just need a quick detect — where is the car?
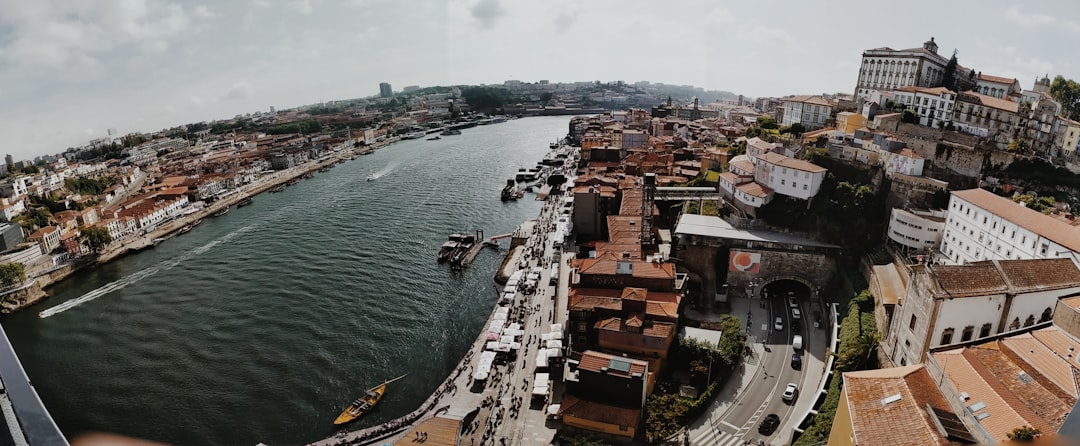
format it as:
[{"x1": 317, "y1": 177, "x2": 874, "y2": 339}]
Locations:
[
  {"x1": 782, "y1": 383, "x2": 798, "y2": 402},
  {"x1": 791, "y1": 352, "x2": 802, "y2": 369},
  {"x1": 774, "y1": 317, "x2": 783, "y2": 331},
  {"x1": 791, "y1": 308, "x2": 802, "y2": 320},
  {"x1": 792, "y1": 334, "x2": 803, "y2": 350},
  {"x1": 788, "y1": 296, "x2": 799, "y2": 309},
  {"x1": 758, "y1": 413, "x2": 780, "y2": 435}
]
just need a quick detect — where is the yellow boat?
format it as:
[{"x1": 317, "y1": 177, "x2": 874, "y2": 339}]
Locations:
[{"x1": 333, "y1": 374, "x2": 407, "y2": 425}]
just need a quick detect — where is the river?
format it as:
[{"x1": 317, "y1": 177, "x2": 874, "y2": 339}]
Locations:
[{"x1": 1, "y1": 116, "x2": 571, "y2": 446}]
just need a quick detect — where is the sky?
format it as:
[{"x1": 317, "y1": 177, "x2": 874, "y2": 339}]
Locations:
[{"x1": 1, "y1": 0, "x2": 1079, "y2": 160}]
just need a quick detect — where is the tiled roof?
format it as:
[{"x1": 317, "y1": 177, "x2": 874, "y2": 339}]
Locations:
[
  {"x1": 927, "y1": 262, "x2": 1008, "y2": 297},
  {"x1": 998, "y1": 332, "x2": 1078, "y2": 399},
  {"x1": 646, "y1": 301, "x2": 679, "y2": 319},
  {"x1": 993, "y1": 259, "x2": 1080, "y2": 293},
  {"x1": 959, "y1": 92, "x2": 1019, "y2": 113},
  {"x1": 728, "y1": 159, "x2": 755, "y2": 175},
  {"x1": 896, "y1": 86, "x2": 955, "y2": 96},
  {"x1": 842, "y1": 365, "x2": 967, "y2": 446},
  {"x1": 785, "y1": 95, "x2": 834, "y2": 107},
  {"x1": 557, "y1": 394, "x2": 641, "y2": 429},
  {"x1": 952, "y1": 188, "x2": 1080, "y2": 253},
  {"x1": 620, "y1": 287, "x2": 648, "y2": 301},
  {"x1": 933, "y1": 347, "x2": 1060, "y2": 442},
  {"x1": 976, "y1": 73, "x2": 1018, "y2": 85},
  {"x1": 895, "y1": 148, "x2": 922, "y2": 159},
  {"x1": 577, "y1": 350, "x2": 648, "y2": 376},
  {"x1": 759, "y1": 152, "x2": 827, "y2": 173},
  {"x1": 718, "y1": 172, "x2": 740, "y2": 184},
  {"x1": 1060, "y1": 295, "x2": 1080, "y2": 311},
  {"x1": 735, "y1": 181, "x2": 773, "y2": 199},
  {"x1": 576, "y1": 257, "x2": 676, "y2": 280}
]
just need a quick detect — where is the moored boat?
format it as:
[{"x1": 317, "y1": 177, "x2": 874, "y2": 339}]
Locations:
[
  {"x1": 237, "y1": 197, "x2": 253, "y2": 207},
  {"x1": 440, "y1": 128, "x2": 462, "y2": 136},
  {"x1": 213, "y1": 207, "x2": 230, "y2": 217},
  {"x1": 333, "y1": 374, "x2": 407, "y2": 425}
]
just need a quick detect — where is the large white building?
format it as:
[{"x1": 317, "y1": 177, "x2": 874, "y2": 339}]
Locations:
[
  {"x1": 938, "y1": 188, "x2": 1080, "y2": 267},
  {"x1": 855, "y1": 37, "x2": 954, "y2": 99},
  {"x1": 780, "y1": 96, "x2": 834, "y2": 129},
  {"x1": 753, "y1": 152, "x2": 826, "y2": 200},
  {"x1": 892, "y1": 86, "x2": 955, "y2": 129},
  {"x1": 887, "y1": 208, "x2": 945, "y2": 251},
  {"x1": 885, "y1": 258, "x2": 1080, "y2": 366}
]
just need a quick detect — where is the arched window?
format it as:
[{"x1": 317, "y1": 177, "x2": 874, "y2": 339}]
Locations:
[
  {"x1": 1009, "y1": 317, "x2": 1020, "y2": 331},
  {"x1": 1024, "y1": 315, "x2": 1036, "y2": 327},
  {"x1": 940, "y1": 328, "x2": 955, "y2": 345},
  {"x1": 1040, "y1": 307, "x2": 1052, "y2": 323}
]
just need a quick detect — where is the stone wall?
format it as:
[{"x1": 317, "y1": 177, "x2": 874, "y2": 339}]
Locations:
[
  {"x1": 895, "y1": 123, "x2": 1015, "y2": 182},
  {"x1": 0, "y1": 281, "x2": 46, "y2": 314},
  {"x1": 725, "y1": 249, "x2": 835, "y2": 298}
]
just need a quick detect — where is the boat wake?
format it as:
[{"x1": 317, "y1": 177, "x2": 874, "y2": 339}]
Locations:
[{"x1": 38, "y1": 226, "x2": 255, "y2": 318}]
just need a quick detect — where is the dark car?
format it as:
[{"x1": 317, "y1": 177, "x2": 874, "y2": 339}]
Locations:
[
  {"x1": 791, "y1": 352, "x2": 802, "y2": 369},
  {"x1": 758, "y1": 413, "x2": 780, "y2": 435}
]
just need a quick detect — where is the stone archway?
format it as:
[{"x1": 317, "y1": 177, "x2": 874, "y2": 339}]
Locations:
[{"x1": 753, "y1": 275, "x2": 817, "y2": 300}]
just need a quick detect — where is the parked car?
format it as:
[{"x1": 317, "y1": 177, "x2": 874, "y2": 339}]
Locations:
[
  {"x1": 791, "y1": 352, "x2": 802, "y2": 369},
  {"x1": 782, "y1": 383, "x2": 798, "y2": 402},
  {"x1": 774, "y1": 317, "x2": 783, "y2": 331},
  {"x1": 791, "y1": 308, "x2": 802, "y2": 320},
  {"x1": 788, "y1": 296, "x2": 799, "y2": 309},
  {"x1": 792, "y1": 334, "x2": 803, "y2": 350},
  {"x1": 758, "y1": 413, "x2": 780, "y2": 435}
]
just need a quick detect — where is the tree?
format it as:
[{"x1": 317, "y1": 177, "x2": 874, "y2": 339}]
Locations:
[
  {"x1": 13, "y1": 207, "x2": 51, "y2": 230},
  {"x1": 941, "y1": 50, "x2": 958, "y2": 91},
  {"x1": 0, "y1": 263, "x2": 25, "y2": 289},
  {"x1": 1006, "y1": 426, "x2": 1040, "y2": 442},
  {"x1": 756, "y1": 116, "x2": 779, "y2": 130},
  {"x1": 539, "y1": 92, "x2": 553, "y2": 106},
  {"x1": 1008, "y1": 138, "x2": 1030, "y2": 154},
  {"x1": 1050, "y1": 75, "x2": 1080, "y2": 121},
  {"x1": 788, "y1": 122, "x2": 806, "y2": 136},
  {"x1": 79, "y1": 226, "x2": 113, "y2": 254}
]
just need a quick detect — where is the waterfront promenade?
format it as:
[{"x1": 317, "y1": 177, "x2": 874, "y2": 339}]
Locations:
[{"x1": 314, "y1": 169, "x2": 574, "y2": 446}]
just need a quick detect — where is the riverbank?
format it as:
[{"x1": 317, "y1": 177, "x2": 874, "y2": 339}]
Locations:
[{"x1": 5, "y1": 139, "x2": 396, "y2": 314}]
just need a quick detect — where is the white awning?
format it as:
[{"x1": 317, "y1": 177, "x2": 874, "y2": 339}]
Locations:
[
  {"x1": 546, "y1": 404, "x2": 561, "y2": 415},
  {"x1": 535, "y1": 350, "x2": 549, "y2": 368},
  {"x1": 545, "y1": 339, "x2": 562, "y2": 350}
]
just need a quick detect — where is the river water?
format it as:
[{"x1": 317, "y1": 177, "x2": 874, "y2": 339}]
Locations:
[{"x1": 1, "y1": 116, "x2": 571, "y2": 446}]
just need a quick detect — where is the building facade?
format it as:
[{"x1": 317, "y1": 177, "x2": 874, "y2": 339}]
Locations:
[
  {"x1": 887, "y1": 208, "x2": 945, "y2": 251},
  {"x1": 855, "y1": 37, "x2": 952, "y2": 99},
  {"x1": 780, "y1": 96, "x2": 834, "y2": 129},
  {"x1": 938, "y1": 188, "x2": 1080, "y2": 267},
  {"x1": 892, "y1": 86, "x2": 955, "y2": 128}
]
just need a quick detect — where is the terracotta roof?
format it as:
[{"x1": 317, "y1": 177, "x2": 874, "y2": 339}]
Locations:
[
  {"x1": 1060, "y1": 295, "x2": 1080, "y2": 310},
  {"x1": 896, "y1": 86, "x2": 955, "y2": 96},
  {"x1": 577, "y1": 350, "x2": 648, "y2": 377},
  {"x1": 952, "y1": 188, "x2": 1080, "y2": 253},
  {"x1": 993, "y1": 258, "x2": 1080, "y2": 293},
  {"x1": 646, "y1": 301, "x2": 679, "y2": 319},
  {"x1": 958, "y1": 92, "x2": 1019, "y2": 113},
  {"x1": 728, "y1": 159, "x2": 755, "y2": 175},
  {"x1": 735, "y1": 181, "x2": 773, "y2": 199},
  {"x1": 927, "y1": 262, "x2": 1008, "y2": 297},
  {"x1": 933, "y1": 347, "x2": 1059, "y2": 442},
  {"x1": 895, "y1": 148, "x2": 922, "y2": 159},
  {"x1": 976, "y1": 73, "x2": 1018, "y2": 85},
  {"x1": 785, "y1": 95, "x2": 834, "y2": 107},
  {"x1": 842, "y1": 365, "x2": 967, "y2": 446},
  {"x1": 718, "y1": 172, "x2": 740, "y2": 184},
  {"x1": 759, "y1": 152, "x2": 827, "y2": 173},
  {"x1": 558, "y1": 394, "x2": 641, "y2": 429},
  {"x1": 620, "y1": 287, "x2": 648, "y2": 301},
  {"x1": 998, "y1": 332, "x2": 1078, "y2": 399},
  {"x1": 576, "y1": 257, "x2": 676, "y2": 280}
]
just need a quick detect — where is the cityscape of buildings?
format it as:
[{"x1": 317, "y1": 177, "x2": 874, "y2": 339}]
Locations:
[{"x1": 5, "y1": 33, "x2": 1080, "y2": 446}]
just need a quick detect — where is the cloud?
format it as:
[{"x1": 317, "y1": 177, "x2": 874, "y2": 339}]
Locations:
[
  {"x1": 736, "y1": 22, "x2": 794, "y2": 46},
  {"x1": 706, "y1": 8, "x2": 735, "y2": 25},
  {"x1": 289, "y1": 0, "x2": 315, "y2": 15},
  {"x1": 1003, "y1": 5, "x2": 1054, "y2": 27},
  {"x1": 193, "y1": 5, "x2": 219, "y2": 19},
  {"x1": 471, "y1": 0, "x2": 505, "y2": 29},
  {"x1": 224, "y1": 82, "x2": 254, "y2": 101},
  {"x1": 554, "y1": 13, "x2": 575, "y2": 31}
]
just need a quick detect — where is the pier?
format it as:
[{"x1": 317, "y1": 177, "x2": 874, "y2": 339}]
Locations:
[{"x1": 314, "y1": 185, "x2": 574, "y2": 446}]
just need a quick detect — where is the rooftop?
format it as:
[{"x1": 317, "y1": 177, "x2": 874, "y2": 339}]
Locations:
[
  {"x1": 759, "y1": 151, "x2": 827, "y2": 173},
  {"x1": 675, "y1": 214, "x2": 839, "y2": 249},
  {"x1": 952, "y1": 188, "x2": 1080, "y2": 253}
]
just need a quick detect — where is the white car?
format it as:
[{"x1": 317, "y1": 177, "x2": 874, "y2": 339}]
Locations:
[
  {"x1": 774, "y1": 317, "x2": 783, "y2": 331},
  {"x1": 788, "y1": 296, "x2": 799, "y2": 309},
  {"x1": 782, "y1": 383, "x2": 798, "y2": 402},
  {"x1": 792, "y1": 308, "x2": 802, "y2": 320}
]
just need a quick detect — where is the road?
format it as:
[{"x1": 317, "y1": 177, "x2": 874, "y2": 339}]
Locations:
[{"x1": 691, "y1": 284, "x2": 813, "y2": 446}]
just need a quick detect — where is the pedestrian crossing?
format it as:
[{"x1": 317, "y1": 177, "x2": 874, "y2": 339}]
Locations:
[{"x1": 691, "y1": 427, "x2": 746, "y2": 446}]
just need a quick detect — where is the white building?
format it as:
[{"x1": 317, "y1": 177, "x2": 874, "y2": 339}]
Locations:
[
  {"x1": 885, "y1": 258, "x2": 1080, "y2": 366},
  {"x1": 753, "y1": 152, "x2": 826, "y2": 200},
  {"x1": 887, "y1": 208, "x2": 945, "y2": 251},
  {"x1": 883, "y1": 148, "x2": 925, "y2": 177},
  {"x1": 938, "y1": 188, "x2": 1080, "y2": 267},
  {"x1": 855, "y1": 37, "x2": 952, "y2": 99},
  {"x1": 892, "y1": 86, "x2": 955, "y2": 128},
  {"x1": 974, "y1": 73, "x2": 1021, "y2": 100},
  {"x1": 780, "y1": 96, "x2": 834, "y2": 129}
]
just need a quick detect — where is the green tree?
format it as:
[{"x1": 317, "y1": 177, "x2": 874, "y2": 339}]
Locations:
[
  {"x1": 756, "y1": 116, "x2": 779, "y2": 130},
  {"x1": 941, "y1": 50, "x2": 959, "y2": 90},
  {"x1": 1006, "y1": 426, "x2": 1040, "y2": 442},
  {"x1": 20, "y1": 165, "x2": 39, "y2": 175},
  {"x1": 539, "y1": 92, "x2": 554, "y2": 106},
  {"x1": 0, "y1": 263, "x2": 25, "y2": 288},
  {"x1": 788, "y1": 122, "x2": 806, "y2": 136},
  {"x1": 1050, "y1": 75, "x2": 1080, "y2": 121},
  {"x1": 79, "y1": 226, "x2": 113, "y2": 254},
  {"x1": 1008, "y1": 137, "x2": 1030, "y2": 154},
  {"x1": 13, "y1": 207, "x2": 51, "y2": 230}
]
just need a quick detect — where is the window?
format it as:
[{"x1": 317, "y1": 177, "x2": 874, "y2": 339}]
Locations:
[
  {"x1": 979, "y1": 324, "x2": 991, "y2": 338},
  {"x1": 1040, "y1": 243, "x2": 1049, "y2": 255},
  {"x1": 961, "y1": 326, "x2": 974, "y2": 342},
  {"x1": 909, "y1": 315, "x2": 917, "y2": 330},
  {"x1": 1041, "y1": 308, "x2": 1052, "y2": 323},
  {"x1": 803, "y1": 184, "x2": 808, "y2": 190},
  {"x1": 1024, "y1": 315, "x2": 1036, "y2": 327},
  {"x1": 940, "y1": 328, "x2": 954, "y2": 345}
]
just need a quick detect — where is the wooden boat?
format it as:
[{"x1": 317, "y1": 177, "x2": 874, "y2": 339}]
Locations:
[{"x1": 333, "y1": 374, "x2": 407, "y2": 425}]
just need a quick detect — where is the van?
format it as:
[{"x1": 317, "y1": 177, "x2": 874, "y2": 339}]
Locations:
[
  {"x1": 792, "y1": 335, "x2": 803, "y2": 350},
  {"x1": 549, "y1": 263, "x2": 559, "y2": 285}
]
